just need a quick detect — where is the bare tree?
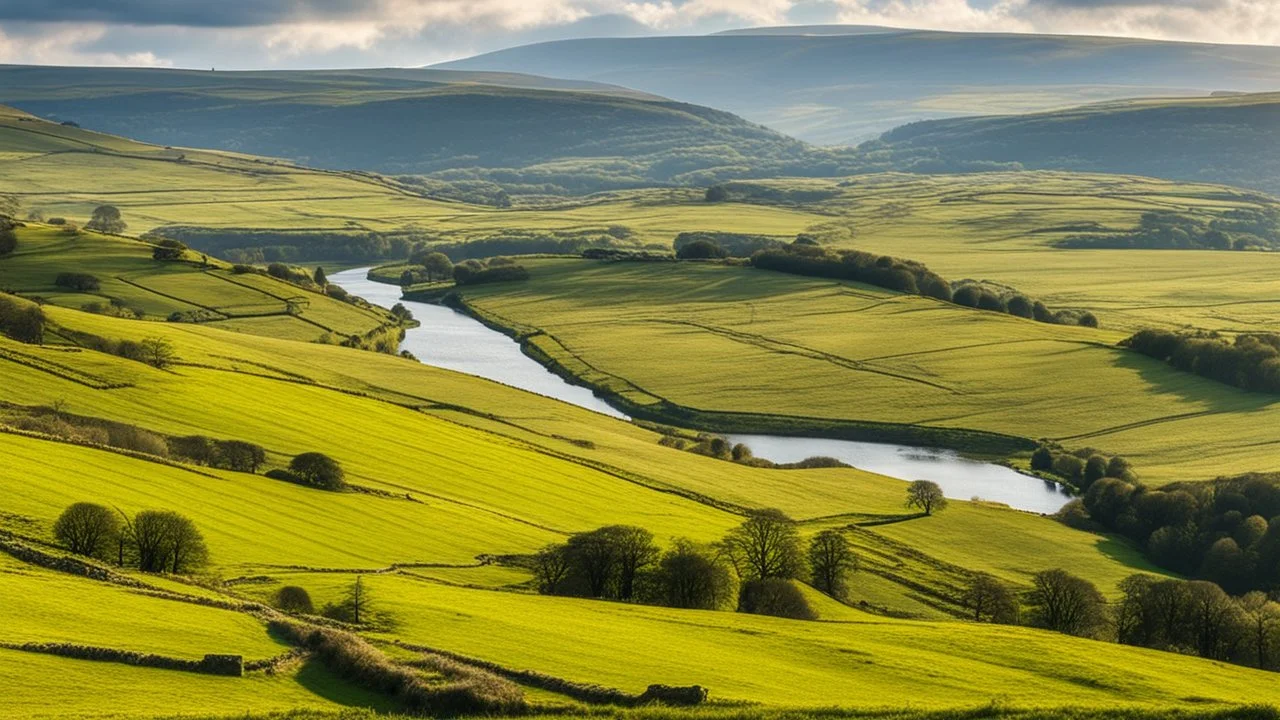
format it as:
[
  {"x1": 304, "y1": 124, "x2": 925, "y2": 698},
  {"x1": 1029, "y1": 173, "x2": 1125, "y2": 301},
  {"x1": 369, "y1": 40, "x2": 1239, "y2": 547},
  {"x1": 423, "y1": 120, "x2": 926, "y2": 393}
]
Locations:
[
  {"x1": 720, "y1": 508, "x2": 804, "y2": 582},
  {"x1": 807, "y1": 529, "x2": 858, "y2": 599},
  {"x1": 905, "y1": 480, "x2": 948, "y2": 516}
]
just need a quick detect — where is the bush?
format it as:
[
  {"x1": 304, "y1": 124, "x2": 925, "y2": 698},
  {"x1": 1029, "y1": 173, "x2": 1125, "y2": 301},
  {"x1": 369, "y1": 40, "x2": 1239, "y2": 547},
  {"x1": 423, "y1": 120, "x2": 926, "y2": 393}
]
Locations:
[
  {"x1": 289, "y1": 452, "x2": 345, "y2": 490},
  {"x1": 675, "y1": 238, "x2": 728, "y2": 260},
  {"x1": 275, "y1": 586, "x2": 314, "y2": 614},
  {"x1": 0, "y1": 292, "x2": 45, "y2": 344},
  {"x1": 737, "y1": 578, "x2": 817, "y2": 620},
  {"x1": 151, "y1": 238, "x2": 187, "y2": 261}
]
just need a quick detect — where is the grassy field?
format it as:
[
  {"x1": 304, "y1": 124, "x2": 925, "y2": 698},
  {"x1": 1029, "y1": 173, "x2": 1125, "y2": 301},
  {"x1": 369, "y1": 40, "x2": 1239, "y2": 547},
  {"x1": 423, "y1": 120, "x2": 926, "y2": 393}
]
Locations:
[
  {"x1": 0, "y1": 223, "x2": 393, "y2": 341},
  {"x1": 457, "y1": 258, "x2": 1280, "y2": 484}
]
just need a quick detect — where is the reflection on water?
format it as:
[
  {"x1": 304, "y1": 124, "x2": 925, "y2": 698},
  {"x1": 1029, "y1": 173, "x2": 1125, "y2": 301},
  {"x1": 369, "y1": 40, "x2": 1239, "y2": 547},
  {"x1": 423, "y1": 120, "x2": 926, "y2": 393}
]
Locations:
[{"x1": 333, "y1": 267, "x2": 1071, "y2": 513}]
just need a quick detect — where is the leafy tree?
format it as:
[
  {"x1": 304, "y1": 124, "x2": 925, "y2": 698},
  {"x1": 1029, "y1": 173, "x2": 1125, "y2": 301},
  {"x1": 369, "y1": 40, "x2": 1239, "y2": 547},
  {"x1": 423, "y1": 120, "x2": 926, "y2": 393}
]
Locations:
[
  {"x1": 905, "y1": 480, "x2": 948, "y2": 516},
  {"x1": 1027, "y1": 569, "x2": 1107, "y2": 638},
  {"x1": 610, "y1": 525, "x2": 659, "y2": 601},
  {"x1": 565, "y1": 526, "x2": 621, "y2": 598},
  {"x1": 85, "y1": 205, "x2": 126, "y2": 234},
  {"x1": 139, "y1": 336, "x2": 177, "y2": 368},
  {"x1": 1006, "y1": 294, "x2": 1035, "y2": 318},
  {"x1": 963, "y1": 573, "x2": 1018, "y2": 623},
  {"x1": 0, "y1": 292, "x2": 45, "y2": 344},
  {"x1": 399, "y1": 269, "x2": 417, "y2": 287},
  {"x1": 216, "y1": 440, "x2": 266, "y2": 473},
  {"x1": 737, "y1": 578, "x2": 816, "y2": 620},
  {"x1": 0, "y1": 224, "x2": 15, "y2": 256},
  {"x1": 53, "y1": 502, "x2": 121, "y2": 559},
  {"x1": 531, "y1": 544, "x2": 571, "y2": 595},
  {"x1": 128, "y1": 510, "x2": 207, "y2": 573},
  {"x1": 170, "y1": 435, "x2": 217, "y2": 465},
  {"x1": 413, "y1": 252, "x2": 454, "y2": 282},
  {"x1": 276, "y1": 586, "x2": 314, "y2": 614},
  {"x1": 676, "y1": 239, "x2": 727, "y2": 260},
  {"x1": 1239, "y1": 591, "x2": 1280, "y2": 669},
  {"x1": 1030, "y1": 446, "x2": 1054, "y2": 471},
  {"x1": 313, "y1": 266, "x2": 327, "y2": 286},
  {"x1": 1083, "y1": 454, "x2": 1109, "y2": 488},
  {"x1": 152, "y1": 238, "x2": 187, "y2": 261},
  {"x1": 289, "y1": 452, "x2": 345, "y2": 490},
  {"x1": 705, "y1": 185, "x2": 729, "y2": 202},
  {"x1": 720, "y1": 509, "x2": 804, "y2": 582},
  {"x1": 807, "y1": 529, "x2": 858, "y2": 599},
  {"x1": 654, "y1": 538, "x2": 734, "y2": 610}
]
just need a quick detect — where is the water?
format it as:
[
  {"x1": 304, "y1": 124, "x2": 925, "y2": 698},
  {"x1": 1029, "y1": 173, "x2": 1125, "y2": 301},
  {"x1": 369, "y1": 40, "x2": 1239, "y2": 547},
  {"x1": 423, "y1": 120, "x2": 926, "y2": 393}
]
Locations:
[
  {"x1": 727, "y1": 434, "x2": 1073, "y2": 514},
  {"x1": 333, "y1": 267, "x2": 1071, "y2": 513},
  {"x1": 329, "y1": 267, "x2": 626, "y2": 419}
]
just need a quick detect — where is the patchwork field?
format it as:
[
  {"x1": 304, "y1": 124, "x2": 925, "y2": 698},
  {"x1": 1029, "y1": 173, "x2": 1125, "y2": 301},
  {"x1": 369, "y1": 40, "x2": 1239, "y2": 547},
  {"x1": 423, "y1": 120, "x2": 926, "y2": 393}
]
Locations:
[{"x1": 458, "y1": 258, "x2": 1280, "y2": 483}]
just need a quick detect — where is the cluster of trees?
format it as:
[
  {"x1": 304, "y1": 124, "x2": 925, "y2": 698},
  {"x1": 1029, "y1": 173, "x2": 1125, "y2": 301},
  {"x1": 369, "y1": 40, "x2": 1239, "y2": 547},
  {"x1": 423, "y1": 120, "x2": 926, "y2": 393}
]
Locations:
[
  {"x1": 452, "y1": 259, "x2": 530, "y2": 286},
  {"x1": 750, "y1": 239, "x2": 1096, "y2": 326},
  {"x1": 660, "y1": 434, "x2": 847, "y2": 471},
  {"x1": 673, "y1": 232, "x2": 783, "y2": 259},
  {"x1": 168, "y1": 435, "x2": 266, "y2": 473},
  {"x1": 54, "y1": 272, "x2": 100, "y2": 292},
  {"x1": 85, "y1": 205, "x2": 127, "y2": 235},
  {"x1": 1123, "y1": 329, "x2": 1280, "y2": 394},
  {"x1": 153, "y1": 227, "x2": 417, "y2": 265},
  {"x1": 1059, "y1": 210, "x2": 1280, "y2": 252},
  {"x1": 83, "y1": 299, "x2": 144, "y2": 320},
  {"x1": 274, "y1": 577, "x2": 393, "y2": 628},
  {"x1": 1117, "y1": 575, "x2": 1280, "y2": 667},
  {"x1": 152, "y1": 238, "x2": 188, "y2": 261},
  {"x1": 401, "y1": 250, "x2": 454, "y2": 284},
  {"x1": 54, "y1": 502, "x2": 207, "y2": 573},
  {"x1": 420, "y1": 229, "x2": 631, "y2": 262},
  {"x1": 1071, "y1": 471, "x2": 1280, "y2": 594},
  {"x1": 61, "y1": 331, "x2": 177, "y2": 369},
  {"x1": 1031, "y1": 444, "x2": 1135, "y2": 492},
  {"x1": 266, "y1": 452, "x2": 346, "y2": 491},
  {"x1": 532, "y1": 510, "x2": 860, "y2": 620},
  {"x1": 0, "y1": 291, "x2": 45, "y2": 344}
]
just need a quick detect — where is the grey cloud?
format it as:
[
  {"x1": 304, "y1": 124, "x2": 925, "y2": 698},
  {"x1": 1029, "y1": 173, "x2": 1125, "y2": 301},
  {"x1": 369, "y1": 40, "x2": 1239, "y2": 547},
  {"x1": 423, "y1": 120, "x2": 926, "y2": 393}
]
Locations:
[{"x1": 0, "y1": 1, "x2": 386, "y2": 28}]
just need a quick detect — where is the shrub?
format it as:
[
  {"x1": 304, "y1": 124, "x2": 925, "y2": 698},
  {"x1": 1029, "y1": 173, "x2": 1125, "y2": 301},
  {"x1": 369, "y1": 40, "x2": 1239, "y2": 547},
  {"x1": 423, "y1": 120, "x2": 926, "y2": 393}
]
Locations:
[
  {"x1": 152, "y1": 238, "x2": 187, "y2": 261},
  {"x1": 107, "y1": 424, "x2": 169, "y2": 457},
  {"x1": 675, "y1": 238, "x2": 728, "y2": 260},
  {"x1": 0, "y1": 292, "x2": 45, "y2": 344},
  {"x1": 737, "y1": 578, "x2": 817, "y2": 620},
  {"x1": 169, "y1": 435, "x2": 218, "y2": 465},
  {"x1": 289, "y1": 452, "x2": 345, "y2": 490},
  {"x1": 275, "y1": 586, "x2": 314, "y2": 614}
]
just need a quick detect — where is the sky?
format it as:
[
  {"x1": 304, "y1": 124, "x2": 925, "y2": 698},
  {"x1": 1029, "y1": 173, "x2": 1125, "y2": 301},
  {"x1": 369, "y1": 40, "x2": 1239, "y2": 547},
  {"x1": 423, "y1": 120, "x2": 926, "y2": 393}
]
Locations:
[{"x1": 1, "y1": 0, "x2": 1278, "y2": 69}]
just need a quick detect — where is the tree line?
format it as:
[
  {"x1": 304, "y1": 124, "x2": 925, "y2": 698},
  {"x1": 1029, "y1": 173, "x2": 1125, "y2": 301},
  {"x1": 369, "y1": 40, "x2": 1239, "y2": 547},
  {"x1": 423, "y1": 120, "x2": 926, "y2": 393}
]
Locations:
[
  {"x1": 1123, "y1": 329, "x2": 1280, "y2": 394},
  {"x1": 1058, "y1": 210, "x2": 1280, "y2": 252},
  {"x1": 748, "y1": 239, "x2": 1098, "y2": 327},
  {"x1": 1031, "y1": 444, "x2": 1135, "y2": 493},
  {"x1": 54, "y1": 502, "x2": 207, "y2": 573}
]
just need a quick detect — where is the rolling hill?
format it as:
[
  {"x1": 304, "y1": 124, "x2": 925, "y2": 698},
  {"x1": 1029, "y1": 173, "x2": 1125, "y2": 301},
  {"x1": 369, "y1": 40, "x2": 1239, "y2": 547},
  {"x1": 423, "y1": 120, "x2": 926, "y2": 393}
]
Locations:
[
  {"x1": 868, "y1": 92, "x2": 1280, "y2": 195},
  {"x1": 0, "y1": 65, "x2": 863, "y2": 194},
  {"x1": 437, "y1": 29, "x2": 1280, "y2": 144}
]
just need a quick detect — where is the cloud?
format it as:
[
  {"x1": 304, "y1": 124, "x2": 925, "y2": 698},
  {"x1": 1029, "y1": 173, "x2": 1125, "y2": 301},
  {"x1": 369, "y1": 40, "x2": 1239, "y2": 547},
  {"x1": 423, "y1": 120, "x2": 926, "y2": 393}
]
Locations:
[{"x1": 0, "y1": 0, "x2": 1276, "y2": 68}]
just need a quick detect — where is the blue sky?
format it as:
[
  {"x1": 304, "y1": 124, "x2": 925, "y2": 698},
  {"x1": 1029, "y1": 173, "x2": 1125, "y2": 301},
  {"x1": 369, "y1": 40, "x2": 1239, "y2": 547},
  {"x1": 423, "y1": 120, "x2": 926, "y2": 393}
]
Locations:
[{"x1": 0, "y1": 0, "x2": 1275, "y2": 68}]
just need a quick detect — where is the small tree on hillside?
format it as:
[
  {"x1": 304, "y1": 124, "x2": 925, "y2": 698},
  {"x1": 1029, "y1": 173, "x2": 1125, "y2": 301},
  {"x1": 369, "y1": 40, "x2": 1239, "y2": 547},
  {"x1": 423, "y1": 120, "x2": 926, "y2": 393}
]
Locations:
[
  {"x1": 215, "y1": 440, "x2": 266, "y2": 473},
  {"x1": 276, "y1": 585, "x2": 315, "y2": 614},
  {"x1": 654, "y1": 538, "x2": 735, "y2": 610},
  {"x1": 152, "y1": 238, "x2": 187, "y2": 261},
  {"x1": 289, "y1": 452, "x2": 345, "y2": 490},
  {"x1": 53, "y1": 502, "x2": 121, "y2": 559},
  {"x1": 313, "y1": 266, "x2": 327, "y2": 287},
  {"x1": 532, "y1": 543, "x2": 571, "y2": 595},
  {"x1": 129, "y1": 509, "x2": 206, "y2": 573},
  {"x1": 720, "y1": 508, "x2": 804, "y2": 582},
  {"x1": 807, "y1": 529, "x2": 858, "y2": 599},
  {"x1": 325, "y1": 576, "x2": 377, "y2": 625},
  {"x1": 85, "y1": 205, "x2": 126, "y2": 234},
  {"x1": 963, "y1": 573, "x2": 1019, "y2": 623},
  {"x1": 905, "y1": 480, "x2": 948, "y2": 516},
  {"x1": 1027, "y1": 568, "x2": 1107, "y2": 638},
  {"x1": 139, "y1": 336, "x2": 177, "y2": 368},
  {"x1": 565, "y1": 526, "x2": 621, "y2": 598}
]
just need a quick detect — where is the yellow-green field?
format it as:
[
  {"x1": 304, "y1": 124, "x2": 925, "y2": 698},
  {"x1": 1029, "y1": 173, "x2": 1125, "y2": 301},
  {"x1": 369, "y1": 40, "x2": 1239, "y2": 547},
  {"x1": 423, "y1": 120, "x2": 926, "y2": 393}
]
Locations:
[
  {"x1": 457, "y1": 258, "x2": 1280, "y2": 484},
  {"x1": 0, "y1": 224, "x2": 392, "y2": 341}
]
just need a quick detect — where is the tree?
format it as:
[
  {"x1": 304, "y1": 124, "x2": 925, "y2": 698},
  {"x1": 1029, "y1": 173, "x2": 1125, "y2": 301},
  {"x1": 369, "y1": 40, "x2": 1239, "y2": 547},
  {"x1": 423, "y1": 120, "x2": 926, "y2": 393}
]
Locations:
[
  {"x1": 53, "y1": 502, "x2": 121, "y2": 559},
  {"x1": 399, "y1": 269, "x2": 417, "y2": 287},
  {"x1": 807, "y1": 529, "x2": 858, "y2": 599},
  {"x1": 289, "y1": 452, "x2": 345, "y2": 490},
  {"x1": 705, "y1": 185, "x2": 729, "y2": 202},
  {"x1": 1239, "y1": 591, "x2": 1280, "y2": 669},
  {"x1": 313, "y1": 266, "x2": 327, "y2": 287},
  {"x1": 610, "y1": 525, "x2": 659, "y2": 601},
  {"x1": 963, "y1": 573, "x2": 1018, "y2": 623},
  {"x1": 419, "y1": 252, "x2": 454, "y2": 282},
  {"x1": 1030, "y1": 446, "x2": 1054, "y2": 471},
  {"x1": 85, "y1": 205, "x2": 126, "y2": 234},
  {"x1": 565, "y1": 527, "x2": 621, "y2": 598},
  {"x1": 325, "y1": 576, "x2": 375, "y2": 625},
  {"x1": 737, "y1": 578, "x2": 816, "y2": 620},
  {"x1": 1083, "y1": 455, "x2": 1108, "y2": 488},
  {"x1": 532, "y1": 544, "x2": 571, "y2": 595},
  {"x1": 139, "y1": 336, "x2": 177, "y2": 368},
  {"x1": 1185, "y1": 580, "x2": 1243, "y2": 660},
  {"x1": 676, "y1": 239, "x2": 727, "y2": 260},
  {"x1": 170, "y1": 435, "x2": 217, "y2": 465},
  {"x1": 152, "y1": 238, "x2": 187, "y2": 261},
  {"x1": 1027, "y1": 569, "x2": 1108, "y2": 638},
  {"x1": 129, "y1": 510, "x2": 207, "y2": 573},
  {"x1": 654, "y1": 539, "x2": 734, "y2": 610},
  {"x1": 215, "y1": 440, "x2": 266, "y2": 473},
  {"x1": 720, "y1": 509, "x2": 804, "y2": 582},
  {"x1": 276, "y1": 586, "x2": 314, "y2": 614},
  {"x1": 905, "y1": 480, "x2": 947, "y2": 516}
]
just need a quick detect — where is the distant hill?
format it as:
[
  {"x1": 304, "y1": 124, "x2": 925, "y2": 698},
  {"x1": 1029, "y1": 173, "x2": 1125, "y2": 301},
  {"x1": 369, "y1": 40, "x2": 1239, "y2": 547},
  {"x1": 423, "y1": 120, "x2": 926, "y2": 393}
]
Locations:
[
  {"x1": 437, "y1": 30, "x2": 1280, "y2": 144},
  {"x1": 0, "y1": 64, "x2": 870, "y2": 195},
  {"x1": 713, "y1": 25, "x2": 907, "y2": 36},
  {"x1": 870, "y1": 93, "x2": 1280, "y2": 195}
]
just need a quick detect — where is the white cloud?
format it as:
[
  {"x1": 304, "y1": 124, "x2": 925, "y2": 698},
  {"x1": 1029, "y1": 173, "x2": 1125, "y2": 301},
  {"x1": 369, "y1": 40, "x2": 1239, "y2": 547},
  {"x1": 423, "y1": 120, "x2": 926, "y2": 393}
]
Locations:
[{"x1": 0, "y1": 23, "x2": 172, "y2": 65}]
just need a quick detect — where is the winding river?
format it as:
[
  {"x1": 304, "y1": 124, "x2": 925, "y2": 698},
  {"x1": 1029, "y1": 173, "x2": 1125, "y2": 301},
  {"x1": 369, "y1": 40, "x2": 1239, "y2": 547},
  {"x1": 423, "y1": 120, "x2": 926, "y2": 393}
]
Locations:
[{"x1": 332, "y1": 267, "x2": 1073, "y2": 514}]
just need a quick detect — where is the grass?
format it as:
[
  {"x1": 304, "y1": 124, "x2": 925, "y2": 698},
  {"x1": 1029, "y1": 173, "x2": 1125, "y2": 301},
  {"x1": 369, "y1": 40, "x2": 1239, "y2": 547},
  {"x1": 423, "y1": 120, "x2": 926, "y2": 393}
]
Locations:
[
  {"x1": 0, "y1": 224, "x2": 392, "y2": 342},
  {"x1": 457, "y1": 257, "x2": 1280, "y2": 484}
]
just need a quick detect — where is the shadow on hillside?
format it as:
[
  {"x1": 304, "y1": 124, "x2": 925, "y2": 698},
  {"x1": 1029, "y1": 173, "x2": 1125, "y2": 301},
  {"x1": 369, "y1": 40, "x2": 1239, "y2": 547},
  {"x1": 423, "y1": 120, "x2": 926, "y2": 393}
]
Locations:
[
  {"x1": 295, "y1": 656, "x2": 400, "y2": 713},
  {"x1": 1108, "y1": 347, "x2": 1277, "y2": 413}
]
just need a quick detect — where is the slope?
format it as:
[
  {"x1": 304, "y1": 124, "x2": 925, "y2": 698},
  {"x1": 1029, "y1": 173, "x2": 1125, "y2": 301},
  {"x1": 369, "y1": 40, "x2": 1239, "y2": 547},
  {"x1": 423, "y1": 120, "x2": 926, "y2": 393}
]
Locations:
[
  {"x1": 872, "y1": 92, "x2": 1280, "y2": 195},
  {"x1": 438, "y1": 30, "x2": 1280, "y2": 144}
]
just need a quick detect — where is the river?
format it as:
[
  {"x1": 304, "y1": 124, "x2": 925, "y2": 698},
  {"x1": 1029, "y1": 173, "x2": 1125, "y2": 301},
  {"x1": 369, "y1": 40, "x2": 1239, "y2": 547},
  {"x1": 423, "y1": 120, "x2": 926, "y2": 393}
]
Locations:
[{"x1": 332, "y1": 267, "x2": 1073, "y2": 514}]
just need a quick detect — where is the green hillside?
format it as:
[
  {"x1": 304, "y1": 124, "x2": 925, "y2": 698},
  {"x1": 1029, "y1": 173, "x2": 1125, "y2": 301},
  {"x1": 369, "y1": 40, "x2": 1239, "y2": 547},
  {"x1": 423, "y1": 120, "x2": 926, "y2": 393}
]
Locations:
[
  {"x1": 0, "y1": 66, "x2": 863, "y2": 194},
  {"x1": 870, "y1": 92, "x2": 1280, "y2": 195},
  {"x1": 437, "y1": 30, "x2": 1280, "y2": 144}
]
